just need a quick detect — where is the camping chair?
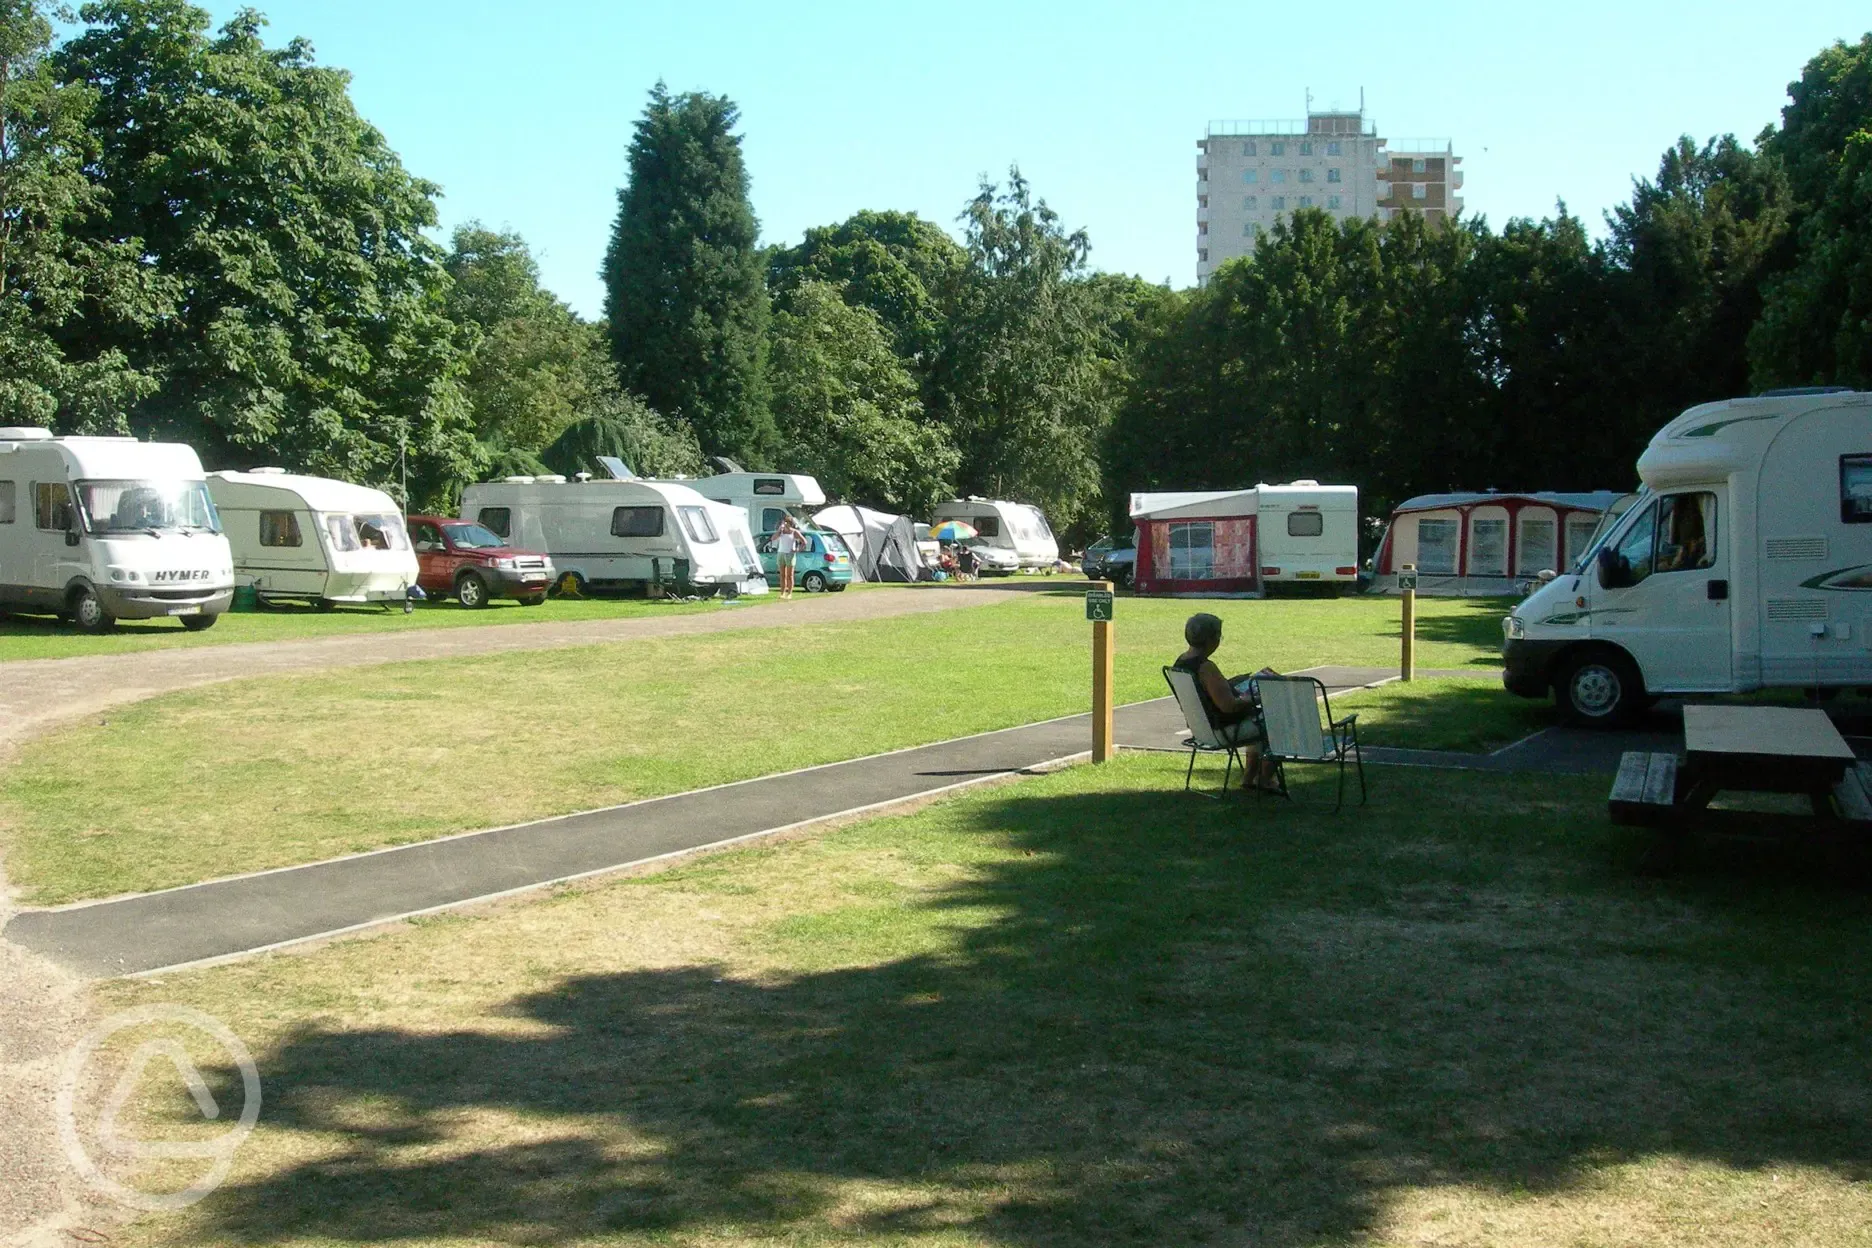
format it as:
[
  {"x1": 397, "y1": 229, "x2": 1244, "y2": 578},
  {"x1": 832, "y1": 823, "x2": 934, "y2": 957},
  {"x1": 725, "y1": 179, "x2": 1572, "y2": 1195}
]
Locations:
[
  {"x1": 1163, "y1": 666, "x2": 1251, "y2": 797},
  {"x1": 1254, "y1": 675, "x2": 1366, "y2": 811}
]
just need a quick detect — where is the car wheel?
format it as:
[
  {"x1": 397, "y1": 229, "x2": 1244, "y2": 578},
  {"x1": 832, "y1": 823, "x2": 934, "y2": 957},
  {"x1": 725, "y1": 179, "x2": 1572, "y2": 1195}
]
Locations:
[
  {"x1": 1556, "y1": 649, "x2": 1643, "y2": 728},
  {"x1": 801, "y1": 570, "x2": 829, "y2": 593},
  {"x1": 456, "y1": 571, "x2": 491, "y2": 609},
  {"x1": 69, "y1": 584, "x2": 115, "y2": 634},
  {"x1": 179, "y1": 613, "x2": 218, "y2": 632},
  {"x1": 550, "y1": 571, "x2": 588, "y2": 600},
  {"x1": 518, "y1": 594, "x2": 546, "y2": 607}
]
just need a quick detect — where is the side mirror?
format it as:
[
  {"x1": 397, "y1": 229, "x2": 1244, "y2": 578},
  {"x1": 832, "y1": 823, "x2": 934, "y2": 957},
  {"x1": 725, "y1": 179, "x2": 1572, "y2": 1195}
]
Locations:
[
  {"x1": 64, "y1": 528, "x2": 80, "y2": 547},
  {"x1": 1596, "y1": 546, "x2": 1629, "y2": 590}
]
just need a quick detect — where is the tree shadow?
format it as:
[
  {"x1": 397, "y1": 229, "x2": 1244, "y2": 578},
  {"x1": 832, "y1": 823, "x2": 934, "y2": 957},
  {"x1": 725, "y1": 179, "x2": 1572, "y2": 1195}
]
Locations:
[
  {"x1": 1390, "y1": 595, "x2": 1517, "y2": 666},
  {"x1": 184, "y1": 772, "x2": 1872, "y2": 1245}
]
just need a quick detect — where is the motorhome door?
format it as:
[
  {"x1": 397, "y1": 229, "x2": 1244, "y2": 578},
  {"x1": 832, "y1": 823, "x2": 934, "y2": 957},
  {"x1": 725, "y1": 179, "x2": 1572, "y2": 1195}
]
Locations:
[{"x1": 1587, "y1": 489, "x2": 1731, "y2": 692}]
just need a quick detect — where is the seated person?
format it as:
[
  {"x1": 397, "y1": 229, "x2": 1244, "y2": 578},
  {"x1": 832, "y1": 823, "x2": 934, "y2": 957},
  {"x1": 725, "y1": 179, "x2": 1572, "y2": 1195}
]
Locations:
[{"x1": 1172, "y1": 612, "x2": 1279, "y2": 793}]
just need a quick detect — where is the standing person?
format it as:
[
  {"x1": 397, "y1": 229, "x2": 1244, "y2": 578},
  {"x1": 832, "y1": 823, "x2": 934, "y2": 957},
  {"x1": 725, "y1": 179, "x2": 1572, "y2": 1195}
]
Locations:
[
  {"x1": 1171, "y1": 613, "x2": 1280, "y2": 794},
  {"x1": 773, "y1": 515, "x2": 806, "y2": 599}
]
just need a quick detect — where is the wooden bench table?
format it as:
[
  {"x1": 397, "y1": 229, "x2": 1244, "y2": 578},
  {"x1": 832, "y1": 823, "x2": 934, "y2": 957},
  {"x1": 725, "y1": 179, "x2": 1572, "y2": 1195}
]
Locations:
[{"x1": 1677, "y1": 705, "x2": 1857, "y2": 818}]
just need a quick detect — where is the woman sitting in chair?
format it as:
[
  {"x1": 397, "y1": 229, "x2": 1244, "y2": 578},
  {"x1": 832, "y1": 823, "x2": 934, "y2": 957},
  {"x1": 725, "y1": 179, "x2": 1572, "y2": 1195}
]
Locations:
[{"x1": 1172, "y1": 612, "x2": 1280, "y2": 793}]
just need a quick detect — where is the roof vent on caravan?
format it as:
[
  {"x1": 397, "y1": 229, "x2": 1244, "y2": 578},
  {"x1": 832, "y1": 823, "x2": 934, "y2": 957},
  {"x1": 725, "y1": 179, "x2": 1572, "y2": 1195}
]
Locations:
[
  {"x1": 1289, "y1": 479, "x2": 1319, "y2": 487},
  {"x1": 1757, "y1": 386, "x2": 1856, "y2": 398},
  {"x1": 709, "y1": 455, "x2": 746, "y2": 474},
  {"x1": 247, "y1": 466, "x2": 288, "y2": 474},
  {"x1": 0, "y1": 427, "x2": 54, "y2": 441},
  {"x1": 537, "y1": 474, "x2": 567, "y2": 484},
  {"x1": 574, "y1": 471, "x2": 593, "y2": 483},
  {"x1": 503, "y1": 475, "x2": 536, "y2": 484},
  {"x1": 596, "y1": 455, "x2": 636, "y2": 480}
]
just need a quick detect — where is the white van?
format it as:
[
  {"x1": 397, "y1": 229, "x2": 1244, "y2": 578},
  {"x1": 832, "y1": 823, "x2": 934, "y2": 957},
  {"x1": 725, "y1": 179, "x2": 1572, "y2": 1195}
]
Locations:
[
  {"x1": 1253, "y1": 481, "x2": 1360, "y2": 590},
  {"x1": 931, "y1": 497, "x2": 1059, "y2": 572},
  {"x1": 688, "y1": 471, "x2": 827, "y2": 540},
  {"x1": 0, "y1": 428, "x2": 233, "y2": 632},
  {"x1": 207, "y1": 469, "x2": 418, "y2": 610},
  {"x1": 460, "y1": 476, "x2": 767, "y2": 597},
  {"x1": 1504, "y1": 388, "x2": 1872, "y2": 724}
]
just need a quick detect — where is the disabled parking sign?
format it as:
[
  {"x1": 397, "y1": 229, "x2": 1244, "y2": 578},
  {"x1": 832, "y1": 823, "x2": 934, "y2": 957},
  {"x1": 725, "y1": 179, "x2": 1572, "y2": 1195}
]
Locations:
[{"x1": 1085, "y1": 589, "x2": 1114, "y2": 621}]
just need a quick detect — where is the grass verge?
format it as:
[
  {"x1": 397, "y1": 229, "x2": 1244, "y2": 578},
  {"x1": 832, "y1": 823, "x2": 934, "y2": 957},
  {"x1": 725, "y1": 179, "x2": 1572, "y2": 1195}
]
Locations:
[
  {"x1": 93, "y1": 755, "x2": 1872, "y2": 1247},
  {"x1": 0, "y1": 594, "x2": 1512, "y2": 904}
]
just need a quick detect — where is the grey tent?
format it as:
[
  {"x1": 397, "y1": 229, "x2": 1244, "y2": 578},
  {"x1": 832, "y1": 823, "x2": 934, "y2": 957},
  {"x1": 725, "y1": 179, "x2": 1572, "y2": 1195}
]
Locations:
[{"x1": 812, "y1": 504, "x2": 923, "y2": 583}]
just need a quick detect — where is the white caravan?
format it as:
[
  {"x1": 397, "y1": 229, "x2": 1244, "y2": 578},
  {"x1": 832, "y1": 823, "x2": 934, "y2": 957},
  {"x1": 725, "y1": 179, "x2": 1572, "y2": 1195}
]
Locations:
[
  {"x1": 208, "y1": 469, "x2": 418, "y2": 609},
  {"x1": 931, "y1": 497, "x2": 1059, "y2": 572},
  {"x1": 1504, "y1": 388, "x2": 1872, "y2": 724},
  {"x1": 460, "y1": 476, "x2": 767, "y2": 597},
  {"x1": 0, "y1": 428, "x2": 233, "y2": 632},
  {"x1": 688, "y1": 471, "x2": 827, "y2": 539},
  {"x1": 1250, "y1": 481, "x2": 1360, "y2": 589}
]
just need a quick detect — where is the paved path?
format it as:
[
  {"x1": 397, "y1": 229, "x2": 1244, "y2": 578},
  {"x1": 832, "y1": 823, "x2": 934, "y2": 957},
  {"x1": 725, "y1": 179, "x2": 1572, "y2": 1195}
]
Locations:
[{"x1": 0, "y1": 584, "x2": 1042, "y2": 755}]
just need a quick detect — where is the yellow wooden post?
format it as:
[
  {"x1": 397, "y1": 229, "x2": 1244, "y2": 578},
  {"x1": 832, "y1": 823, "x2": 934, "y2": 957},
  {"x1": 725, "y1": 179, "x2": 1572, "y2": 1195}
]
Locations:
[
  {"x1": 1090, "y1": 579, "x2": 1114, "y2": 762},
  {"x1": 1400, "y1": 562, "x2": 1417, "y2": 682}
]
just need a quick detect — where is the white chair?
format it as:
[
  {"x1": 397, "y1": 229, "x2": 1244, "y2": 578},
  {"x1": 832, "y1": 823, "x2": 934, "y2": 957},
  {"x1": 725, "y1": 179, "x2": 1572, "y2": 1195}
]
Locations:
[
  {"x1": 1255, "y1": 675, "x2": 1366, "y2": 811},
  {"x1": 1163, "y1": 666, "x2": 1255, "y2": 796}
]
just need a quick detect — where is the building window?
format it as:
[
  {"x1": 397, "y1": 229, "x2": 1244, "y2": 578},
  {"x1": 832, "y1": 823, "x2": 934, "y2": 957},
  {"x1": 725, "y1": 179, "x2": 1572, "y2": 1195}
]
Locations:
[
  {"x1": 1242, "y1": 141, "x2": 1256, "y2": 156},
  {"x1": 1270, "y1": 196, "x2": 1285, "y2": 210},
  {"x1": 1243, "y1": 222, "x2": 1254, "y2": 236},
  {"x1": 1242, "y1": 169, "x2": 1257, "y2": 184},
  {"x1": 1327, "y1": 195, "x2": 1342, "y2": 210},
  {"x1": 1326, "y1": 141, "x2": 1342, "y2": 156},
  {"x1": 1199, "y1": 222, "x2": 1208, "y2": 235},
  {"x1": 1168, "y1": 522, "x2": 1214, "y2": 580},
  {"x1": 1326, "y1": 167, "x2": 1341, "y2": 183},
  {"x1": 1299, "y1": 141, "x2": 1313, "y2": 155},
  {"x1": 1270, "y1": 141, "x2": 1285, "y2": 156},
  {"x1": 1298, "y1": 168, "x2": 1314, "y2": 183},
  {"x1": 1298, "y1": 196, "x2": 1313, "y2": 207},
  {"x1": 1412, "y1": 183, "x2": 1428, "y2": 199},
  {"x1": 1412, "y1": 158, "x2": 1427, "y2": 173},
  {"x1": 1198, "y1": 194, "x2": 1208, "y2": 208},
  {"x1": 1270, "y1": 169, "x2": 1286, "y2": 184},
  {"x1": 259, "y1": 510, "x2": 302, "y2": 547},
  {"x1": 1199, "y1": 248, "x2": 1208, "y2": 262},
  {"x1": 611, "y1": 505, "x2": 665, "y2": 538},
  {"x1": 1242, "y1": 195, "x2": 1256, "y2": 209}
]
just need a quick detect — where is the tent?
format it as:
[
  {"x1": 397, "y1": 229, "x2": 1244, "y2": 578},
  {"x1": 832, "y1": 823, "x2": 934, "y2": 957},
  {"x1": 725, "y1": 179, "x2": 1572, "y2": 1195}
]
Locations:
[
  {"x1": 1370, "y1": 490, "x2": 1626, "y2": 595},
  {"x1": 812, "y1": 505, "x2": 924, "y2": 583}
]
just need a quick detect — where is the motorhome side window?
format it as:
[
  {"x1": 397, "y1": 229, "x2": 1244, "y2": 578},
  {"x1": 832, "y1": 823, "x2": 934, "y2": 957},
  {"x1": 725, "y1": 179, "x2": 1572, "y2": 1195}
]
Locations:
[
  {"x1": 33, "y1": 482, "x2": 70, "y2": 530},
  {"x1": 259, "y1": 510, "x2": 302, "y2": 547},
  {"x1": 611, "y1": 506, "x2": 664, "y2": 538},
  {"x1": 973, "y1": 515, "x2": 1000, "y2": 538},
  {"x1": 477, "y1": 507, "x2": 511, "y2": 538},
  {"x1": 0, "y1": 480, "x2": 14, "y2": 524},
  {"x1": 1287, "y1": 511, "x2": 1324, "y2": 537},
  {"x1": 753, "y1": 479, "x2": 786, "y2": 495},
  {"x1": 1654, "y1": 493, "x2": 1715, "y2": 573},
  {"x1": 1841, "y1": 455, "x2": 1872, "y2": 523}
]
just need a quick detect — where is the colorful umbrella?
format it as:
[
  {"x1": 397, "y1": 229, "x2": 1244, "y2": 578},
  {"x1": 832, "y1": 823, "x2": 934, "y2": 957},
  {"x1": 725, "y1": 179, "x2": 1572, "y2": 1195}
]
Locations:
[{"x1": 929, "y1": 520, "x2": 978, "y2": 541}]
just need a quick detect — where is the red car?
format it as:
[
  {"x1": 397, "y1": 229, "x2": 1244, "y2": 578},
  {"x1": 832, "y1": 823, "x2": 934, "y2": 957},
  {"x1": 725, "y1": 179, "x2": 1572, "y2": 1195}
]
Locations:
[{"x1": 405, "y1": 515, "x2": 556, "y2": 608}]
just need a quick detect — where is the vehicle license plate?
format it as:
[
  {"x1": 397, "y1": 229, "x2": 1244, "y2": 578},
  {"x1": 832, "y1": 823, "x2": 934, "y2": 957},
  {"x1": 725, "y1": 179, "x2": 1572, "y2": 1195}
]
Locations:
[
  {"x1": 168, "y1": 605, "x2": 200, "y2": 615},
  {"x1": 1295, "y1": 571, "x2": 1320, "y2": 579}
]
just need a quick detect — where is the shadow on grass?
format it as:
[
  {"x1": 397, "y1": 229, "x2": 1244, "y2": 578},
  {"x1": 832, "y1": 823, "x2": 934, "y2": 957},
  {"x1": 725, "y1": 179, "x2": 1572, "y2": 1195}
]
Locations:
[
  {"x1": 1381, "y1": 595, "x2": 1517, "y2": 667},
  {"x1": 188, "y1": 770, "x2": 1872, "y2": 1245}
]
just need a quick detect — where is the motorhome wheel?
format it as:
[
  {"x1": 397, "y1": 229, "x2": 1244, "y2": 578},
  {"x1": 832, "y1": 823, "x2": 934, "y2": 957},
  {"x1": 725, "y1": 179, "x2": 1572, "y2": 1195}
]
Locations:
[
  {"x1": 1557, "y1": 650, "x2": 1641, "y2": 727},
  {"x1": 69, "y1": 584, "x2": 115, "y2": 634},
  {"x1": 456, "y1": 571, "x2": 491, "y2": 609},
  {"x1": 801, "y1": 570, "x2": 829, "y2": 593}
]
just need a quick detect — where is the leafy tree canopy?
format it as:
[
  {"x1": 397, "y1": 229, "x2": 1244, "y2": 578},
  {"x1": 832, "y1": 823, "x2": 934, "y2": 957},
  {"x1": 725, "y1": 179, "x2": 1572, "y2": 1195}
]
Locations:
[
  {"x1": 767, "y1": 209, "x2": 967, "y2": 366},
  {"x1": 539, "y1": 391, "x2": 703, "y2": 482}
]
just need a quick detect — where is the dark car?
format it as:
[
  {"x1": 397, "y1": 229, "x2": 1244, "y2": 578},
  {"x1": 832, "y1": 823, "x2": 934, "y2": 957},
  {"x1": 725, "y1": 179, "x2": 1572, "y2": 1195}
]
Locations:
[
  {"x1": 405, "y1": 515, "x2": 555, "y2": 608},
  {"x1": 1081, "y1": 535, "x2": 1136, "y2": 587}
]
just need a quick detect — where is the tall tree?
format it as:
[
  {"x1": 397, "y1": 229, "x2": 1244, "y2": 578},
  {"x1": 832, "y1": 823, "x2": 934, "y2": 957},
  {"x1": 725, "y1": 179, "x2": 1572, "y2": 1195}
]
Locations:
[
  {"x1": 767, "y1": 209, "x2": 967, "y2": 368},
  {"x1": 0, "y1": 0, "x2": 166, "y2": 430},
  {"x1": 54, "y1": 0, "x2": 478, "y2": 504},
  {"x1": 602, "y1": 83, "x2": 774, "y2": 464},
  {"x1": 768, "y1": 279, "x2": 956, "y2": 514}
]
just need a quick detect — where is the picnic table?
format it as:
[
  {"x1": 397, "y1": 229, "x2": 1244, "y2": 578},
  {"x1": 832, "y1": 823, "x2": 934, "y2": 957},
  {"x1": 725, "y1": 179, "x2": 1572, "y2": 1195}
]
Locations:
[{"x1": 1610, "y1": 704, "x2": 1870, "y2": 835}]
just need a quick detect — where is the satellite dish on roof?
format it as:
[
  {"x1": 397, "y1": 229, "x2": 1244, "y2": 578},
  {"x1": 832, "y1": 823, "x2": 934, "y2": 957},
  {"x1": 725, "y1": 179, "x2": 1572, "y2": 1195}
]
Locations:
[
  {"x1": 709, "y1": 455, "x2": 745, "y2": 474},
  {"x1": 596, "y1": 455, "x2": 636, "y2": 481}
]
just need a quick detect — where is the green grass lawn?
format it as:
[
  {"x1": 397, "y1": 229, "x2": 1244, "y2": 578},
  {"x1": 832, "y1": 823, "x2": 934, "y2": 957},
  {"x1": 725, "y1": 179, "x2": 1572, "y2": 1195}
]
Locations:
[
  {"x1": 0, "y1": 593, "x2": 772, "y2": 662},
  {"x1": 95, "y1": 755, "x2": 1872, "y2": 1247},
  {"x1": 0, "y1": 594, "x2": 1514, "y2": 905}
]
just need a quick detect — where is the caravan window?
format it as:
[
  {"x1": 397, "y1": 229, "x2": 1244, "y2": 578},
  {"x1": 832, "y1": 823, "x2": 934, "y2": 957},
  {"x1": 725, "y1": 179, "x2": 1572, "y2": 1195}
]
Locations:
[
  {"x1": 1842, "y1": 455, "x2": 1872, "y2": 523},
  {"x1": 477, "y1": 507, "x2": 511, "y2": 538},
  {"x1": 34, "y1": 482, "x2": 72, "y2": 531},
  {"x1": 1415, "y1": 518, "x2": 1458, "y2": 574},
  {"x1": 1518, "y1": 517, "x2": 1557, "y2": 574},
  {"x1": 678, "y1": 506, "x2": 719, "y2": 543},
  {"x1": 1469, "y1": 519, "x2": 1507, "y2": 576},
  {"x1": 0, "y1": 481, "x2": 13, "y2": 524},
  {"x1": 753, "y1": 479, "x2": 787, "y2": 496},
  {"x1": 973, "y1": 514, "x2": 1001, "y2": 538},
  {"x1": 611, "y1": 505, "x2": 664, "y2": 538},
  {"x1": 1287, "y1": 511, "x2": 1324, "y2": 537},
  {"x1": 1564, "y1": 516, "x2": 1598, "y2": 567},
  {"x1": 259, "y1": 510, "x2": 302, "y2": 547},
  {"x1": 1168, "y1": 522, "x2": 1214, "y2": 579},
  {"x1": 354, "y1": 514, "x2": 410, "y2": 551},
  {"x1": 323, "y1": 514, "x2": 360, "y2": 552}
]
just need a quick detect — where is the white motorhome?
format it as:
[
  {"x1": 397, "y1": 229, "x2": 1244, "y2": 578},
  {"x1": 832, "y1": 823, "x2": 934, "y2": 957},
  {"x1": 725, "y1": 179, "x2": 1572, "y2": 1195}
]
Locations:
[
  {"x1": 1504, "y1": 388, "x2": 1872, "y2": 724},
  {"x1": 688, "y1": 471, "x2": 827, "y2": 539},
  {"x1": 1251, "y1": 481, "x2": 1360, "y2": 589},
  {"x1": 931, "y1": 497, "x2": 1059, "y2": 572},
  {"x1": 460, "y1": 476, "x2": 767, "y2": 597},
  {"x1": 0, "y1": 428, "x2": 233, "y2": 632},
  {"x1": 207, "y1": 469, "x2": 418, "y2": 610}
]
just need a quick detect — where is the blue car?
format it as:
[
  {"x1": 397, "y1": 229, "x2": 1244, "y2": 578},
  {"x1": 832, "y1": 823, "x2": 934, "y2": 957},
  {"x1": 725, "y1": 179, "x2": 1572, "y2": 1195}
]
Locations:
[{"x1": 757, "y1": 528, "x2": 854, "y2": 592}]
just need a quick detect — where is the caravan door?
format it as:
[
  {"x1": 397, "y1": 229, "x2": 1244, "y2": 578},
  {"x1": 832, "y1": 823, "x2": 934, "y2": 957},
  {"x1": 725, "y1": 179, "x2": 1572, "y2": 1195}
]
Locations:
[{"x1": 1587, "y1": 489, "x2": 1731, "y2": 692}]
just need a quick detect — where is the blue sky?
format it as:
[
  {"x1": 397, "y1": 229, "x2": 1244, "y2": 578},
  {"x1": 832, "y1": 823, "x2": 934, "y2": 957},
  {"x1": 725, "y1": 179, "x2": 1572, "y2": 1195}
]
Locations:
[{"x1": 197, "y1": 0, "x2": 1869, "y2": 318}]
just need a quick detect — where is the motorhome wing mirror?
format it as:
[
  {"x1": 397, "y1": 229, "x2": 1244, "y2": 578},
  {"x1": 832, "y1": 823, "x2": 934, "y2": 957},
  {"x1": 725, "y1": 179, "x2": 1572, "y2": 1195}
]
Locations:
[
  {"x1": 64, "y1": 528, "x2": 80, "y2": 547},
  {"x1": 1595, "y1": 546, "x2": 1627, "y2": 589}
]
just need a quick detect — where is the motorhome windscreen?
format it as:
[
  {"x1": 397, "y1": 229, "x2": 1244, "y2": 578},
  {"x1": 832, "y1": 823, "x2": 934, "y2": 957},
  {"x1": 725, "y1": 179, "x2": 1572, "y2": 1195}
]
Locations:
[
  {"x1": 442, "y1": 523, "x2": 507, "y2": 550},
  {"x1": 678, "y1": 507, "x2": 719, "y2": 543},
  {"x1": 353, "y1": 514, "x2": 411, "y2": 551},
  {"x1": 76, "y1": 480, "x2": 219, "y2": 535}
]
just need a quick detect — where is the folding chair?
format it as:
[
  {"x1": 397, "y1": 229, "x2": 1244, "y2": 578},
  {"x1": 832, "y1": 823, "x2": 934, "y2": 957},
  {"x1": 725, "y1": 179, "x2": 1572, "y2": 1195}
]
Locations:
[
  {"x1": 1254, "y1": 675, "x2": 1366, "y2": 811},
  {"x1": 1163, "y1": 666, "x2": 1252, "y2": 797}
]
